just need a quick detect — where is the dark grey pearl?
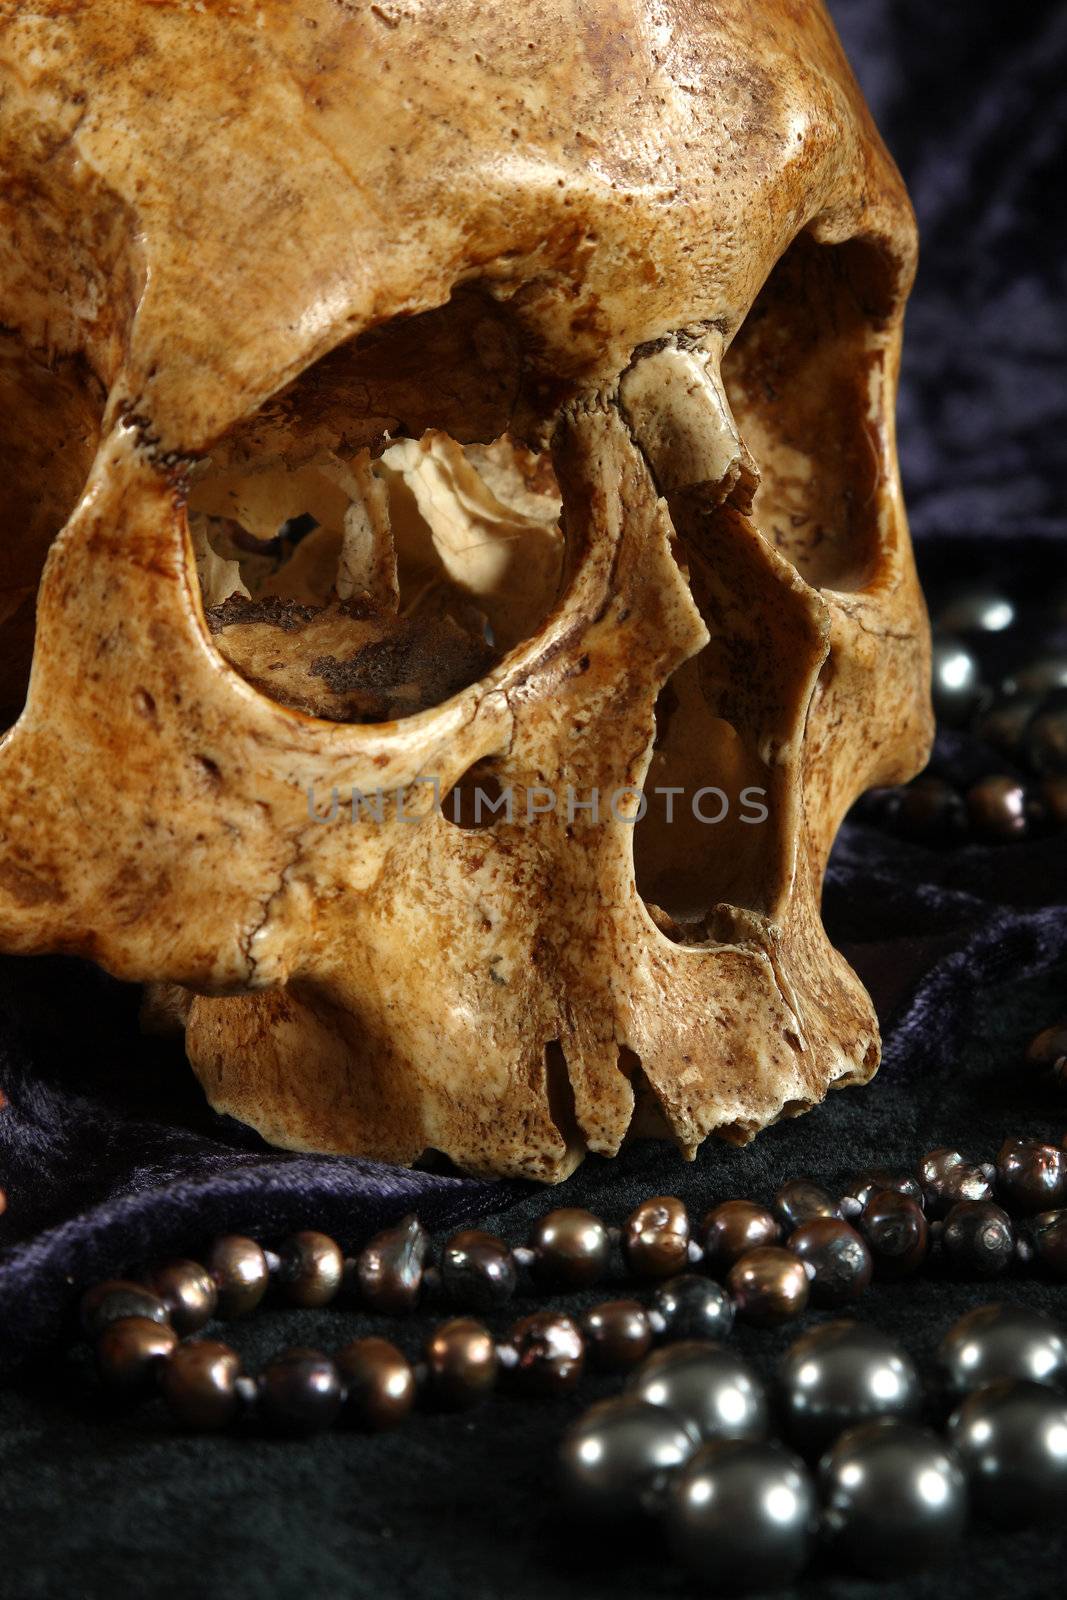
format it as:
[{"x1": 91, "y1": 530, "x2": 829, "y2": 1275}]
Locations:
[
  {"x1": 623, "y1": 1195, "x2": 690, "y2": 1281},
  {"x1": 558, "y1": 1397, "x2": 700, "y2": 1520},
  {"x1": 582, "y1": 1301, "x2": 653, "y2": 1371},
  {"x1": 161, "y1": 1339, "x2": 242, "y2": 1431},
  {"x1": 967, "y1": 775, "x2": 1027, "y2": 841},
  {"x1": 206, "y1": 1235, "x2": 269, "y2": 1318},
  {"x1": 773, "y1": 1179, "x2": 841, "y2": 1231},
  {"x1": 858, "y1": 1189, "x2": 928, "y2": 1277},
  {"x1": 258, "y1": 1347, "x2": 344, "y2": 1435},
  {"x1": 948, "y1": 1379, "x2": 1067, "y2": 1525},
  {"x1": 275, "y1": 1230, "x2": 344, "y2": 1308},
  {"x1": 937, "y1": 1303, "x2": 1067, "y2": 1400},
  {"x1": 80, "y1": 1280, "x2": 170, "y2": 1338},
  {"x1": 440, "y1": 1228, "x2": 516, "y2": 1311},
  {"x1": 1028, "y1": 1210, "x2": 1067, "y2": 1277},
  {"x1": 997, "y1": 1138, "x2": 1067, "y2": 1214},
  {"x1": 941, "y1": 1200, "x2": 1014, "y2": 1277},
  {"x1": 666, "y1": 1440, "x2": 816, "y2": 1591},
  {"x1": 936, "y1": 591, "x2": 1015, "y2": 636},
  {"x1": 651, "y1": 1275, "x2": 734, "y2": 1342},
  {"x1": 931, "y1": 635, "x2": 985, "y2": 727},
  {"x1": 820, "y1": 1420, "x2": 967, "y2": 1577},
  {"x1": 777, "y1": 1322, "x2": 921, "y2": 1457},
  {"x1": 627, "y1": 1341, "x2": 767, "y2": 1442},
  {"x1": 529, "y1": 1208, "x2": 610, "y2": 1288},
  {"x1": 146, "y1": 1260, "x2": 218, "y2": 1334},
  {"x1": 840, "y1": 1169, "x2": 922, "y2": 1214},
  {"x1": 357, "y1": 1214, "x2": 428, "y2": 1313},
  {"x1": 787, "y1": 1218, "x2": 872, "y2": 1306}
]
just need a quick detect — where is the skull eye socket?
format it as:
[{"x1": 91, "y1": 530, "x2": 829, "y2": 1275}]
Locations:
[
  {"x1": 722, "y1": 231, "x2": 901, "y2": 593},
  {"x1": 0, "y1": 334, "x2": 105, "y2": 735},
  {"x1": 189, "y1": 292, "x2": 565, "y2": 724}
]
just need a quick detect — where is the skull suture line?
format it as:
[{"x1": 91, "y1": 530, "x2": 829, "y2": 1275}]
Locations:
[{"x1": 0, "y1": 0, "x2": 932, "y2": 1180}]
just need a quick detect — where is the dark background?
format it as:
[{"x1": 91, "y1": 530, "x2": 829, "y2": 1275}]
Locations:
[{"x1": 1, "y1": 1, "x2": 1066, "y2": 1596}]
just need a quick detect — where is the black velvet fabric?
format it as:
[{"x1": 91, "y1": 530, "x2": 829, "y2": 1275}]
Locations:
[{"x1": 1, "y1": 2, "x2": 1066, "y2": 1596}]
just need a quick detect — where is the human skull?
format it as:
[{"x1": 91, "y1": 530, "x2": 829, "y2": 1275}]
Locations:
[{"x1": 0, "y1": 0, "x2": 931, "y2": 1180}]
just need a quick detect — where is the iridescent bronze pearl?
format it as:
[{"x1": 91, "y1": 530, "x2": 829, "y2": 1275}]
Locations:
[
  {"x1": 258, "y1": 1347, "x2": 344, "y2": 1436},
  {"x1": 424, "y1": 1317, "x2": 498, "y2": 1408},
  {"x1": 935, "y1": 1164, "x2": 995, "y2": 1216},
  {"x1": 701, "y1": 1200, "x2": 779, "y2": 1270},
  {"x1": 840, "y1": 1169, "x2": 922, "y2": 1213},
  {"x1": 896, "y1": 776, "x2": 965, "y2": 842},
  {"x1": 918, "y1": 1147, "x2": 994, "y2": 1217},
  {"x1": 1027, "y1": 701, "x2": 1067, "y2": 777},
  {"x1": 96, "y1": 1316, "x2": 179, "y2": 1394},
  {"x1": 581, "y1": 1300, "x2": 653, "y2": 1372},
  {"x1": 996, "y1": 1137, "x2": 1067, "y2": 1213},
  {"x1": 356, "y1": 1214, "x2": 428, "y2": 1313},
  {"x1": 918, "y1": 1146, "x2": 965, "y2": 1201},
  {"x1": 337, "y1": 1337, "x2": 416, "y2": 1431},
  {"x1": 440, "y1": 1229, "x2": 516, "y2": 1311},
  {"x1": 967, "y1": 775, "x2": 1027, "y2": 841},
  {"x1": 1040, "y1": 778, "x2": 1067, "y2": 836},
  {"x1": 529, "y1": 1208, "x2": 610, "y2": 1288},
  {"x1": 0, "y1": 1187, "x2": 6, "y2": 1217},
  {"x1": 1028, "y1": 1209, "x2": 1067, "y2": 1277},
  {"x1": 511, "y1": 1312, "x2": 585, "y2": 1396},
  {"x1": 858, "y1": 1190, "x2": 928, "y2": 1278},
  {"x1": 205, "y1": 1235, "x2": 269, "y2": 1318},
  {"x1": 727, "y1": 1247, "x2": 809, "y2": 1326},
  {"x1": 652, "y1": 1275, "x2": 735, "y2": 1342},
  {"x1": 146, "y1": 1259, "x2": 218, "y2": 1335},
  {"x1": 623, "y1": 1196, "x2": 690, "y2": 1281},
  {"x1": 161, "y1": 1339, "x2": 242, "y2": 1431},
  {"x1": 1027, "y1": 1023, "x2": 1067, "y2": 1081},
  {"x1": 275, "y1": 1230, "x2": 344, "y2": 1308},
  {"x1": 80, "y1": 1279, "x2": 171, "y2": 1338},
  {"x1": 773, "y1": 1179, "x2": 841, "y2": 1231},
  {"x1": 787, "y1": 1218, "x2": 872, "y2": 1306},
  {"x1": 941, "y1": 1200, "x2": 1015, "y2": 1277}
]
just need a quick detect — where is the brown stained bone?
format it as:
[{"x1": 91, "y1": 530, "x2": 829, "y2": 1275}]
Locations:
[{"x1": 0, "y1": 1, "x2": 931, "y2": 1180}]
